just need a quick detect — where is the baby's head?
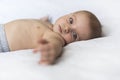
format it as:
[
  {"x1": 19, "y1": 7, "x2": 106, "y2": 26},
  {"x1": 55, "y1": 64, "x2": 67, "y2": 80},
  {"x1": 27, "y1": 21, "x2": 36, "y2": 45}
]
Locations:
[{"x1": 53, "y1": 10, "x2": 102, "y2": 44}]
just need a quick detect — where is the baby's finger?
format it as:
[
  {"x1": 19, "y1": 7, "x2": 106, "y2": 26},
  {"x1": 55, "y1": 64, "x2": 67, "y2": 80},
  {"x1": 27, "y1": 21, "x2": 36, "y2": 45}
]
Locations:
[
  {"x1": 39, "y1": 59, "x2": 51, "y2": 65},
  {"x1": 33, "y1": 47, "x2": 41, "y2": 53},
  {"x1": 33, "y1": 45, "x2": 43, "y2": 53},
  {"x1": 41, "y1": 52, "x2": 50, "y2": 59},
  {"x1": 33, "y1": 49, "x2": 38, "y2": 53},
  {"x1": 40, "y1": 56, "x2": 50, "y2": 65}
]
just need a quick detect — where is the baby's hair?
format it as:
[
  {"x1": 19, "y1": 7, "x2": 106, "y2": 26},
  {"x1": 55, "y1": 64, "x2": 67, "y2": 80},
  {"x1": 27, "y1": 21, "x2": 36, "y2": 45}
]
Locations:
[{"x1": 75, "y1": 10, "x2": 102, "y2": 39}]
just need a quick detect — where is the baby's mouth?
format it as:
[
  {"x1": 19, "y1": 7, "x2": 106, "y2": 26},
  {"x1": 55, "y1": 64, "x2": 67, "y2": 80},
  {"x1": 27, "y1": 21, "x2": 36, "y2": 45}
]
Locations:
[{"x1": 58, "y1": 25, "x2": 62, "y2": 33}]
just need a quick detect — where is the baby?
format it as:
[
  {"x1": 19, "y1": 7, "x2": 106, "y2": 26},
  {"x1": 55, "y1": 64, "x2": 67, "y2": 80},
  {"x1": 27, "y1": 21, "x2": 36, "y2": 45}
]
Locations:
[{"x1": 0, "y1": 10, "x2": 102, "y2": 65}]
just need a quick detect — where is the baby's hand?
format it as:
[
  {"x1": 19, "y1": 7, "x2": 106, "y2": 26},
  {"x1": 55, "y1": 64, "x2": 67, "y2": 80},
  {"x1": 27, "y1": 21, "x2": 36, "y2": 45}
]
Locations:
[{"x1": 33, "y1": 39, "x2": 56, "y2": 65}]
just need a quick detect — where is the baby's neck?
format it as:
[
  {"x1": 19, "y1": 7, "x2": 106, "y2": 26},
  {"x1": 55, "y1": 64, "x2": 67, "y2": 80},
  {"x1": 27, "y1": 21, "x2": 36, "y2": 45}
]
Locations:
[
  {"x1": 44, "y1": 21, "x2": 53, "y2": 31},
  {"x1": 49, "y1": 24, "x2": 54, "y2": 30}
]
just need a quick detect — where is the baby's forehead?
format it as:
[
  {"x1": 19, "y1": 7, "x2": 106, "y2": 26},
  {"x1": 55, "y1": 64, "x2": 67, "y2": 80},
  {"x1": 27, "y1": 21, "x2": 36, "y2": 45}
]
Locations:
[
  {"x1": 67, "y1": 12, "x2": 87, "y2": 19},
  {"x1": 71, "y1": 12, "x2": 90, "y2": 21}
]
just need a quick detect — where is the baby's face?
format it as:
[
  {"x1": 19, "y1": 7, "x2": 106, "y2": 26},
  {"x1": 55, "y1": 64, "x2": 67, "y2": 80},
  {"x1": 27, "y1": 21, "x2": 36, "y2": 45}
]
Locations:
[{"x1": 53, "y1": 12, "x2": 91, "y2": 44}]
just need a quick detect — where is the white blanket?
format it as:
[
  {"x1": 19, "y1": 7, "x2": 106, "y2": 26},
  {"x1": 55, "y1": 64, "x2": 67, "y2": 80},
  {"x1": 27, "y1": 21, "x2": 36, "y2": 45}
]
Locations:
[{"x1": 0, "y1": 0, "x2": 120, "y2": 80}]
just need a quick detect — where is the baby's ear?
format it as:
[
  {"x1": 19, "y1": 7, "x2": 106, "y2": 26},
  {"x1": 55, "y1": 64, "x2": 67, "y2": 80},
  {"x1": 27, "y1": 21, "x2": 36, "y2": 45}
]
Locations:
[{"x1": 40, "y1": 16, "x2": 49, "y2": 22}]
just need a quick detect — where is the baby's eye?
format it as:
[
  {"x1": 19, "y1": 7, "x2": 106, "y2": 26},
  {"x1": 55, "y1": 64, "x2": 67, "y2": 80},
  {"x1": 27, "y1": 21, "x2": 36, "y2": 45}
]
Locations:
[
  {"x1": 71, "y1": 31, "x2": 78, "y2": 40},
  {"x1": 69, "y1": 17, "x2": 73, "y2": 24}
]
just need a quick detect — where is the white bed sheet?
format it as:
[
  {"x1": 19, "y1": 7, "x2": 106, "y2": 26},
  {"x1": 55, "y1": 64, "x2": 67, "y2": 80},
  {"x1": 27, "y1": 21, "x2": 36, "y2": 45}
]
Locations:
[{"x1": 0, "y1": 0, "x2": 120, "y2": 80}]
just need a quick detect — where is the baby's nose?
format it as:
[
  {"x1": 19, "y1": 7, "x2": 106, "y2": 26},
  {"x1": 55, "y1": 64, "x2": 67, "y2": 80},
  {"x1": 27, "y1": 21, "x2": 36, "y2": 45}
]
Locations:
[{"x1": 64, "y1": 25, "x2": 71, "y2": 33}]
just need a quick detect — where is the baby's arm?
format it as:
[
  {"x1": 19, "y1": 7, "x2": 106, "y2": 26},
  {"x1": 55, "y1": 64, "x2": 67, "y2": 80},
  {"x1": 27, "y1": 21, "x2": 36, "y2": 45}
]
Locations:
[{"x1": 33, "y1": 37, "x2": 64, "y2": 65}]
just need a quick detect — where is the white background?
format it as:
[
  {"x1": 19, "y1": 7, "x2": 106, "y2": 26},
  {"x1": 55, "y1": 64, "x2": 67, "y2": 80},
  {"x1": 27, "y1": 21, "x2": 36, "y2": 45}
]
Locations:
[{"x1": 0, "y1": 0, "x2": 120, "y2": 80}]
